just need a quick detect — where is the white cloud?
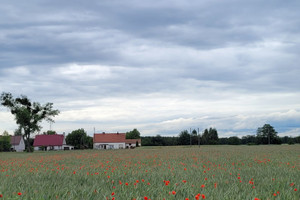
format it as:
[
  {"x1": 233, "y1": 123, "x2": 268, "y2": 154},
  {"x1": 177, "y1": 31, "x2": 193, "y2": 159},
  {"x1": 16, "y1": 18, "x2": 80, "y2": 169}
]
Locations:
[{"x1": 55, "y1": 64, "x2": 112, "y2": 81}]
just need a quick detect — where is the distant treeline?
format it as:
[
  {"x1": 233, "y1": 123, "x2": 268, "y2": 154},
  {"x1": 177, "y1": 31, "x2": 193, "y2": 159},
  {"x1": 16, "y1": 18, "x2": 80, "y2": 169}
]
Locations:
[
  {"x1": 141, "y1": 135, "x2": 300, "y2": 146},
  {"x1": 141, "y1": 126, "x2": 300, "y2": 146}
]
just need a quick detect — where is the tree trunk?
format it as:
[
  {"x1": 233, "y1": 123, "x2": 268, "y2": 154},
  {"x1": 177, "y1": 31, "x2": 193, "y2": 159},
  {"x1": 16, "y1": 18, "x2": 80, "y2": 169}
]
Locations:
[{"x1": 23, "y1": 129, "x2": 33, "y2": 152}]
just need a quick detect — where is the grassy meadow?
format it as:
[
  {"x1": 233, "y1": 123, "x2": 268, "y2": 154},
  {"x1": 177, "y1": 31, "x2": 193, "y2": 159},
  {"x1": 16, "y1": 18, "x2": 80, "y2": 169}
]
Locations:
[{"x1": 0, "y1": 145, "x2": 299, "y2": 200}]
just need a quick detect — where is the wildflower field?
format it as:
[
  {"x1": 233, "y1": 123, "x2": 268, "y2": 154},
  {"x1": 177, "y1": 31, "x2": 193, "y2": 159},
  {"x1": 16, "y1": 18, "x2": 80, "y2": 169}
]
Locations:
[{"x1": 0, "y1": 145, "x2": 299, "y2": 200}]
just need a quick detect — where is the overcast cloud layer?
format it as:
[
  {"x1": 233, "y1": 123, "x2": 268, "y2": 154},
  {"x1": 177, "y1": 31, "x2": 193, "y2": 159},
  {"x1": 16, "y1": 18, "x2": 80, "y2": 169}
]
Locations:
[{"x1": 1, "y1": 0, "x2": 300, "y2": 137}]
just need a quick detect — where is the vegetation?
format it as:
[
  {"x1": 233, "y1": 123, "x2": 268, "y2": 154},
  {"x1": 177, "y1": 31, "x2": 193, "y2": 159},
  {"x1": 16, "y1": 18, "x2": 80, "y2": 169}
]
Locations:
[
  {"x1": 0, "y1": 92, "x2": 60, "y2": 152},
  {"x1": 0, "y1": 135, "x2": 11, "y2": 152},
  {"x1": 0, "y1": 146, "x2": 299, "y2": 199},
  {"x1": 126, "y1": 128, "x2": 141, "y2": 139},
  {"x1": 66, "y1": 129, "x2": 93, "y2": 149}
]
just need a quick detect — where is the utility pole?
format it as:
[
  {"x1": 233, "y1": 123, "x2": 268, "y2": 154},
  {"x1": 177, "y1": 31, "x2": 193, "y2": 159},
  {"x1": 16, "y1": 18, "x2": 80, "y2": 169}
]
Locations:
[
  {"x1": 198, "y1": 128, "x2": 200, "y2": 148},
  {"x1": 190, "y1": 128, "x2": 192, "y2": 146},
  {"x1": 268, "y1": 127, "x2": 270, "y2": 145}
]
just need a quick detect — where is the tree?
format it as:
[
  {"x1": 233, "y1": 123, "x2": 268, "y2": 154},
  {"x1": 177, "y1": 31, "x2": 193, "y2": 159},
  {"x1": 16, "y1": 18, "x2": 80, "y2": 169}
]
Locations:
[
  {"x1": 208, "y1": 127, "x2": 219, "y2": 144},
  {"x1": 66, "y1": 129, "x2": 90, "y2": 149},
  {"x1": 228, "y1": 136, "x2": 241, "y2": 145},
  {"x1": 126, "y1": 128, "x2": 141, "y2": 139},
  {"x1": 191, "y1": 129, "x2": 198, "y2": 145},
  {"x1": 241, "y1": 135, "x2": 257, "y2": 145},
  {"x1": 2, "y1": 130, "x2": 9, "y2": 136},
  {"x1": 43, "y1": 130, "x2": 56, "y2": 135},
  {"x1": 14, "y1": 126, "x2": 23, "y2": 136},
  {"x1": 256, "y1": 124, "x2": 279, "y2": 144},
  {"x1": 178, "y1": 130, "x2": 190, "y2": 145},
  {"x1": 0, "y1": 135, "x2": 11, "y2": 151},
  {"x1": 201, "y1": 129, "x2": 209, "y2": 144},
  {"x1": 0, "y1": 92, "x2": 60, "y2": 152}
]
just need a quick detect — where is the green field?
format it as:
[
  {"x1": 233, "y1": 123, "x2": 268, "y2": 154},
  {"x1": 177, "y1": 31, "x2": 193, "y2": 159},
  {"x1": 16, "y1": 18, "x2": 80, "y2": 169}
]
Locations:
[{"x1": 0, "y1": 145, "x2": 299, "y2": 200}]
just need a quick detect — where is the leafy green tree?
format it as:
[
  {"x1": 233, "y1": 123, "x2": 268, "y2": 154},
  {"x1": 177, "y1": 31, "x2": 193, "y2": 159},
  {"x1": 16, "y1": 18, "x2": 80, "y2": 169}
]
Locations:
[
  {"x1": 0, "y1": 92, "x2": 60, "y2": 152},
  {"x1": 208, "y1": 127, "x2": 219, "y2": 144},
  {"x1": 0, "y1": 135, "x2": 11, "y2": 152},
  {"x1": 14, "y1": 126, "x2": 23, "y2": 136},
  {"x1": 191, "y1": 129, "x2": 198, "y2": 145},
  {"x1": 43, "y1": 130, "x2": 56, "y2": 135},
  {"x1": 228, "y1": 136, "x2": 241, "y2": 145},
  {"x1": 2, "y1": 130, "x2": 9, "y2": 136},
  {"x1": 201, "y1": 129, "x2": 209, "y2": 144},
  {"x1": 66, "y1": 129, "x2": 90, "y2": 149},
  {"x1": 256, "y1": 124, "x2": 280, "y2": 144},
  {"x1": 178, "y1": 130, "x2": 190, "y2": 145},
  {"x1": 241, "y1": 135, "x2": 257, "y2": 145},
  {"x1": 126, "y1": 128, "x2": 141, "y2": 139}
]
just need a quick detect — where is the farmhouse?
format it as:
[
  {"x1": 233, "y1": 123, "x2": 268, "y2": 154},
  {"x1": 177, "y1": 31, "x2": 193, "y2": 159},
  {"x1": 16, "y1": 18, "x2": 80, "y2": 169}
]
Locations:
[
  {"x1": 93, "y1": 133, "x2": 141, "y2": 150},
  {"x1": 33, "y1": 134, "x2": 74, "y2": 151},
  {"x1": 10, "y1": 135, "x2": 25, "y2": 152}
]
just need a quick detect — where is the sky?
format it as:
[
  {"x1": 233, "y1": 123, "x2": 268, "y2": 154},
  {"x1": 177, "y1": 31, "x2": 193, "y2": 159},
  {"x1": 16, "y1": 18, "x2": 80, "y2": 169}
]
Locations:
[{"x1": 0, "y1": 0, "x2": 300, "y2": 137}]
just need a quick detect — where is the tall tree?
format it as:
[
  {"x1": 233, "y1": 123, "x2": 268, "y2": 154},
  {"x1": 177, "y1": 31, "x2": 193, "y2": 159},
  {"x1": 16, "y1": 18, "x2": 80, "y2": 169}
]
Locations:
[
  {"x1": 256, "y1": 124, "x2": 279, "y2": 144},
  {"x1": 202, "y1": 129, "x2": 209, "y2": 144},
  {"x1": 0, "y1": 135, "x2": 11, "y2": 152},
  {"x1": 0, "y1": 92, "x2": 60, "y2": 152},
  {"x1": 66, "y1": 129, "x2": 90, "y2": 149},
  {"x1": 2, "y1": 130, "x2": 9, "y2": 136},
  {"x1": 178, "y1": 130, "x2": 190, "y2": 145},
  {"x1": 208, "y1": 127, "x2": 219, "y2": 144},
  {"x1": 126, "y1": 128, "x2": 141, "y2": 139}
]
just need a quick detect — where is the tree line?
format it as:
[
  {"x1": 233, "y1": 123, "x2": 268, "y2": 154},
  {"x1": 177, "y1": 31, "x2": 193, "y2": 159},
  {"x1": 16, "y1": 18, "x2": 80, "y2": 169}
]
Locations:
[{"x1": 142, "y1": 125, "x2": 300, "y2": 146}]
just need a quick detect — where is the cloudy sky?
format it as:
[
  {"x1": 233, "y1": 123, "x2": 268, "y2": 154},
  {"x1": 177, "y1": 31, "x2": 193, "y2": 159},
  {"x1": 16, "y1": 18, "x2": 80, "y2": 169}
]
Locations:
[{"x1": 1, "y1": 0, "x2": 300, "y2": 137}]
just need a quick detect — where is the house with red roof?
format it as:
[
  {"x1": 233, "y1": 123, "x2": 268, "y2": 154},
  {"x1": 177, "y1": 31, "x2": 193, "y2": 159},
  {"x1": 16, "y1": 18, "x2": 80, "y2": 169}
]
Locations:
[
  {"x1": 10, "y1": 136, "x2": 25, "y2": 152},
  {"x1": 93, "y1": 133, "x2": 141, "y2": 150},
  {"x1": 33, "y1": 134, "x2": 74, "y2": 151}
]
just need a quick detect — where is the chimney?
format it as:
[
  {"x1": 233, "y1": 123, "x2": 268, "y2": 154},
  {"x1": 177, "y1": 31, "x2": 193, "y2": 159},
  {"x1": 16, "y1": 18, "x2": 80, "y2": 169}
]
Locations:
[{"x1": 102, "y1": 132, "x2": 105, "y2": 134}]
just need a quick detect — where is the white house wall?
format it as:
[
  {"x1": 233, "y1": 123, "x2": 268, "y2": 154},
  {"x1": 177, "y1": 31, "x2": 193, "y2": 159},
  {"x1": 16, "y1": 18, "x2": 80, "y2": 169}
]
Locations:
[
  {"x1": 12, "y1": 138, "x2": 25, "y2": 152},
  {"x1": 94, "y1": 142, "x2": 125, "y2": 150}
]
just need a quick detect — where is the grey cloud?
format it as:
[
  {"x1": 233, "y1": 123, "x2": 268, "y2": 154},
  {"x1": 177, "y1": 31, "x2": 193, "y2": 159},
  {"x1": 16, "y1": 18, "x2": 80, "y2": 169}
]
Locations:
[{"x1": 1, "y1": 0, "x2": 300, "y2": 137}]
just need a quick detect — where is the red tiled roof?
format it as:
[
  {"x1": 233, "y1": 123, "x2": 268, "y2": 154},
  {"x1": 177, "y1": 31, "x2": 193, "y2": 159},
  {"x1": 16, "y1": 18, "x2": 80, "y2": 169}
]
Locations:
[
  {"x1": 10, "y1": 136, "x2": 22, "y2": 145},
  {"x1": 93, "y1": 133, "x2": 126, "y2": 143},
  {"x1": 33, "y1": 134, "x2": 64, "y2": 147}
]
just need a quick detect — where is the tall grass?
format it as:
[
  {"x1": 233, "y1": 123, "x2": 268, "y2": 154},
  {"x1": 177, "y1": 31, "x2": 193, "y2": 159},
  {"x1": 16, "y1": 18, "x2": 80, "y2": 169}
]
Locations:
[{"x1": 0, "y1": 145, "x2": 299, "y2": 199}]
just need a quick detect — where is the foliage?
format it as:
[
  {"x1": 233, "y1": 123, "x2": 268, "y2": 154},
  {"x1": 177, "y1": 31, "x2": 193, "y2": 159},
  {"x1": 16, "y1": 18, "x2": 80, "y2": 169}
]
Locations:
[
  {"x1": 178, "y1": 130, "x2": 190, "y2": 145},
  {"x1": 14, "y1": 126, "x2": 23, "y2": 136},
  {"x1": 0, "y1": 135, "x2": 11, "y2": 151},
  {"x1": 142, "y1": 136, "x2": 178, "y2": 146},
  {"x1": 43, "y1": 130, "x2": 56, "y2": 135},
  {"x1": 201, "y1": 127, "x2": 219, "y2": 144},
  {"x1": 256, "y1": 124, "x2": 280, "y2": 144},
  {"x1": 0, "y1": 92, "x2": 60, "y2": 152},
  {"x1": 66, "y1": 129, "x2": 92, "y2": 149},
  {"x1": 2, "y1": 130, "x2": 9, "y2": 136},
  {"x1": 126, "y1": 128, "x2": 141, "y2": 139},
  {"x1": 0, "y1": 146, "x2": 299, "y2": 199},
  {"x1": 228, "y1": 136, "x2": 241, "y2": 145}
]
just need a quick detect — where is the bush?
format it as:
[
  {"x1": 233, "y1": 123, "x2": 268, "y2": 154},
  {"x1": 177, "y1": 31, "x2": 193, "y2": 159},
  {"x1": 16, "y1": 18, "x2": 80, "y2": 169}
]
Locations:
[{"x1": 0, "y1": 136, "x2": 11, "y2": 152}]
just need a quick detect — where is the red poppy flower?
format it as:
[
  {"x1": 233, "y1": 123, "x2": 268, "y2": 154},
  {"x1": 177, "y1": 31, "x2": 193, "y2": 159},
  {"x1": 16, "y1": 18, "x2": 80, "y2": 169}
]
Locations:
[
  {"x1": 294, "y1": 188, "x2": 298, "y2": 191},
  {"x1": 0, "y1": 194, "x2": 3, "y2": 198},
  {"x1": 18, "y1": 192, "x2": 22, "y2": 196},
  {"x1": 172, "y1": 191, "x2": 176, "y2": 195}
]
